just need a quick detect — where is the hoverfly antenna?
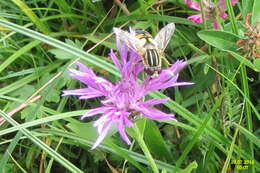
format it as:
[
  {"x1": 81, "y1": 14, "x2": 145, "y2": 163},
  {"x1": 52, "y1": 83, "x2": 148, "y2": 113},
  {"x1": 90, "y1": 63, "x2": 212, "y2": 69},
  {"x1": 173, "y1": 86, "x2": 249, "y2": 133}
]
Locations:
[{"x1": 129, "y1": 27, "x2": 136, "y2": 35}]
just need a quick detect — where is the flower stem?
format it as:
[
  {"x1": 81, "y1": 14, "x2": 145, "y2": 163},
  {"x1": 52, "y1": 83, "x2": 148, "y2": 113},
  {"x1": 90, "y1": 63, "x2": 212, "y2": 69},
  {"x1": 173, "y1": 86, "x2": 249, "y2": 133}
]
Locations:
[{"x1": 133, "y1": 125, "x2": 159, "y2": 173}]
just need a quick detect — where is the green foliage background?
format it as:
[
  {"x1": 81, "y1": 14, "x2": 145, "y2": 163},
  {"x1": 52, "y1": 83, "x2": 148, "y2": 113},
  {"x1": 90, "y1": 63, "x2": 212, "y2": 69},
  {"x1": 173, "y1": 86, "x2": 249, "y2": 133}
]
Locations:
[{"x1": 0, "y1": 0, "x2": 259, "y2": 173}]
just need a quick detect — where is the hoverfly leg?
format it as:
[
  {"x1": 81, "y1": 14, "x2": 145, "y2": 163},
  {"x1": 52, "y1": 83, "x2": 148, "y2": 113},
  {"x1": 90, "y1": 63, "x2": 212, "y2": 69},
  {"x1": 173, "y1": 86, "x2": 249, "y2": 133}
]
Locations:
[
  {"x1": 151, "y1": 71, "x2": 159, "y2": 78},
  {"x1": 162, "y1": 56, "x2": 171, "y2": 66}
]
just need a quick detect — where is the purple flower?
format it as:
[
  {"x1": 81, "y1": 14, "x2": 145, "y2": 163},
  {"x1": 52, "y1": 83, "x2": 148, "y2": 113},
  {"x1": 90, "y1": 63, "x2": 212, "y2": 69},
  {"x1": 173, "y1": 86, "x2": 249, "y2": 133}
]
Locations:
[
  {"x1": 63, "y1": 43, "x2": 193, "y2": 150},
  {"x1": 185, "y1": 0, "x2": 238, "y2": 29}
]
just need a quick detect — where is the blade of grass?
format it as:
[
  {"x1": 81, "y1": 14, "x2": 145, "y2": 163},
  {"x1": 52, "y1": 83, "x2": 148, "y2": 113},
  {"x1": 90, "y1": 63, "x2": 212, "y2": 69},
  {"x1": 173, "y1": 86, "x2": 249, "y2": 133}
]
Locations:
[
  {"x1": 7, "y1": 151, "x2": 28, "y2": 173},
  {"x1": 0, "y1": 110, "x2": 83, "y2": 173},
  {"x1": 45, "y1": 137, "x2": 64, "y2": 173},
  {"x1": 53, "y1": 0, "x2": 84, "y2": 32},
  {"x1": 226, "y1": 1, "x2": 255, "y2": 172},
  {"x1": 221, "y1": 111, "x2": 243, "y2": 173},
  {"x1": 107, "y1": 14, "x2": 195, "y2": 26},
  {"x1": 1, "y1": 19, "x2": 259, "y2": 169},
  {"x1": 133, "y1": 125, "x2": 159, "y2": 173},
  {"x1": 0, "y1": 68, "x2": 36, "y2": 81},
  {"x1": 252, "y1": 0, "x2": 260, "y2": 25},
  {"x1": 0, "y1": 110, "x2": 85, "y2": 136},
  {"x1": 11, "y1": 0, "x2": 49, "y2": 34},
  {"x1": 0, "y1": 61, "x2": 62, "y2": 95},
  {"x1": 0, "y1": 19, "x2": 118, "y2": 74},
  {"x1": 175, "y1": 93, "x2": 224, "y2": 169},
  {"x1": 234, "y1": 123, "x2": 260, "y2": 148},
  {"x1": 0, "y1": 40, "x2": 40, "y2": 73},
  {"x1": 41, "y1": 128, "x2": 181, "y2": 172}
]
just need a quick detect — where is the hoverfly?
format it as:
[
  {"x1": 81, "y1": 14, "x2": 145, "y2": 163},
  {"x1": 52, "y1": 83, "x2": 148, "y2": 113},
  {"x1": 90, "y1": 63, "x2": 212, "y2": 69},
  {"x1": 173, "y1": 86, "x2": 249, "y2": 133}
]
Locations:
[{"x1": 113, "y1": 23, "x2": 175, "y2": 77}]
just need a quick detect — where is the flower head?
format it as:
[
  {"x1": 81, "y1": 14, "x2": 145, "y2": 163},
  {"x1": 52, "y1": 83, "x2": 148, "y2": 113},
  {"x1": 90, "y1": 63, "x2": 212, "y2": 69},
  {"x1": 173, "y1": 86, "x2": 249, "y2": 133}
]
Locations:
[
  {"x1": 185, "y1": 0, "x2": 238, "y2": 29},
  {"x1": 63, "y1": 38, "x2": 193, "y2": 149}
]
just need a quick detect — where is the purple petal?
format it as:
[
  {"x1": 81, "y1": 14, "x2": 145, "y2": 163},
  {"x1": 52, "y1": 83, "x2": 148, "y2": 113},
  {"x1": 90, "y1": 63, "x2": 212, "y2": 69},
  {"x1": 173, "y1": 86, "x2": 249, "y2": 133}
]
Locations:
[
  {"x1": 169, "y1": 60, "x2": 187, "y2": 72},
  {"x1": 219, "y1": 12, "x2": 228, "y2": 19},
  {"x1": 62, "y1": 88, "x2": 105, "y2": 99},
  {"x1": 78, "y1": 93, "x2": 105, "y2": 100},
  {"x1": 93, "y1": 111, "x2": 114, "y2": 127},
  {"x1": 218, "y1": 0, "x2": 227, "y2": 8},
  {"x1": 187, "y1": 14, "x2": 203, "y2": 24},
  {"x1": 117, "y1": 113, "x2": 131, "y2": 145},
  {"x1": 156, "y1": 74, "x2": 179, "y2": 90},
  {"x1": 185, "y1": 0, "x2": 201, "y2": 10},
  {"x1": 68, "y1": 69, "x2": 95, "y2": 85},
  {"x1": 109, "y1": 49, "x2": 122, "y2": 71},
  {"x1": 137, "y1": 106, "x2": 176, "y2": 121},
  {"x1": 219, "y1": 0, "x2": 237, "y2": 8},
  {"x1": 68, "y1": 64, "x2": 113, "y2": 94},
  {"x1": 140, "y1": 98, "x2": 170, "y2": 106},
  {"x1": 145, "y1": 73, "x2": 178, "y2": 91},
  {"x1": 91, "y1": 121, "x2": 113, "y2": 149},
  {"x1": 123, "y1": 115, "x2": 134, "y2": 127},
  {"x1": 231, "y1": 0, "x2": 238, "y2": 5},
  {"x1": 75, "y1": 62, "x2": 95, "y2": 76},
  {"x1": 62, "y1": 88, "x2": 90, "y2": 96},
  {"x1": 213, "y1": 20, "x2": 219, "y2": 29},
  {"x1": 120, "y1": 45, "x2": 129, "y2": 65},
  {"x1": 81, "y1": 107, "x2": 110, "y2": 119},
  {"x1": 142, "y1": 60, "x2": 190, "y2": 92},
  {"x1": 70, "y1": 73, "x2": 113, "y2": 93},
  {"x1": 170, "y1": 82, "x2": 195, "y2": 87}
]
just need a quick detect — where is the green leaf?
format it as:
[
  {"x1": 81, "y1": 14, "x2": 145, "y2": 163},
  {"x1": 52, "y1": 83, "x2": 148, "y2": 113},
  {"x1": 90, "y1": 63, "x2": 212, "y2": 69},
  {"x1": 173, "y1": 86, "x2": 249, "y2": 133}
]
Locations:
[
  {"x1": 198, "y1": 30, "x2": 260, "y2": 71},
  {"x1": 21, "y1": 106, "x2": 41, "y2": 119},
  {"x1": 0, "y1": 110, "x2": 85, "y2": 137},
  {"x1": 11, "y1": 0, "x2": 50, "y2": 34},
  {"x1": 67, "y1": 121, "x2": 98, "y2": 141},
  {"x1": 65, "y1": 39, "x2": 83, "y2": 48},
  {"x1": 242, "y1": 0, "x2": 254, "y2": 17},
  {"x1": 228, "y1": 51, "x2": 259, "y2": 72},
  {"x1": 9, "y1": 84, "x2": 35, "y2": 110},
  {"x1": 161, "y1": 169, "x2": 167, "y2": 173},
  {"x1": 144, "y1": 120, "x2": 173, "y2": 161},
  {"x1": 197, "y1": 30, "x2": 240, "y2": 52},
  {"x1": 48, "y1": 48, "x2": 75, "y2": 60},
  {"x1": 0, "y1": 20, "x2": 118, "y2": 75},
  {"x1": 235, "y1": 123, "x2": 260, "y2": 148},
  {"x1": 108, "y1": 14, "x2": 195, "y2": 26},
  {"x1": 85, "y1": 34, "x2": 116, "y2": 49},
  {"x1": 0, "y1": 40, "x2": 40, "y2": 74},
  {"x1": 177, "y1": 161, "x2": 198, "y2": 173},
  {"x1": 67, "y1": 120, "x2": 118, "y2": 145},
  {"x1": 0, "y1": 110, "x2": 83, "y2": 173},
  {"x1": 66, "y1": 121, "x2": 149, "y2": 173},
  {"x1": 252, "y1": 0, "x2": 260, "y2": 26},
  {"x1": 26, "y1": 145, "x2": 39, "y2": 169},
  {"x1": 253, "y1": 58, "x2": 260, "y2": 70},
  {"x1": 0, "y1": 62, "x2": 62, "y2": 95}
]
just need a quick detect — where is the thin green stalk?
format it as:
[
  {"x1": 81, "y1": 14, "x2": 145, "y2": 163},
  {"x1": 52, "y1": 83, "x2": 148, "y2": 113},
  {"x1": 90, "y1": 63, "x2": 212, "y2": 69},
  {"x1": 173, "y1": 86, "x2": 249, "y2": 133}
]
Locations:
[
  {"x1": 226, "y1": 0, "x2": 238, "y2": 34},
  {"x1": 7, "y1": 151, "x2": 28, "y2": 173},
  {"x1": 226, "y1": 1, "x2": 254, "y2": 172},
  {"x1": 199, "y1": 0, "x2": 207, "y2": 30},
  {"x1": 133, "y1": 125, "x2": 159, "y2": 173},
  {"x1": 221, "y1": 103, "x2": 244, "y2": 173},
  {"x1": 175, "y1": 93, "x2": 224, "y2": 169},
  {"x1": 0, "y1": 111, "x2": 83, "y2": 173},
  {"x1": 241, "y1": 65, "x2": 254, "y2": 172},
  {"x1": 11, "y1": 0, "x2": 50, "y2": 34}
]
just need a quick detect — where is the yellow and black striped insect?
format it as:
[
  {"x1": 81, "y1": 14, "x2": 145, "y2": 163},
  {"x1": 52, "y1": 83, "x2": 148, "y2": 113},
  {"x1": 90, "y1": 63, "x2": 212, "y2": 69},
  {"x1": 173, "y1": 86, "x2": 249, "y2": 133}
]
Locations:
[{"x1": 113, "y1": 23, "x2": 175, "y2": 78}]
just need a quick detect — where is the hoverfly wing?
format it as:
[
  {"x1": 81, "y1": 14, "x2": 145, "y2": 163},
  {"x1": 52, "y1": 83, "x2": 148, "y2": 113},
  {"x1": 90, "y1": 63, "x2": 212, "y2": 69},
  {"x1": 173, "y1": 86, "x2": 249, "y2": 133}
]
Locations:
[
  {"x1": 154, "y1": 23, "x2": 175, "y2": 51},
  {"x1": 113, "y1": 27, "x2": 144, "y2": 53}
]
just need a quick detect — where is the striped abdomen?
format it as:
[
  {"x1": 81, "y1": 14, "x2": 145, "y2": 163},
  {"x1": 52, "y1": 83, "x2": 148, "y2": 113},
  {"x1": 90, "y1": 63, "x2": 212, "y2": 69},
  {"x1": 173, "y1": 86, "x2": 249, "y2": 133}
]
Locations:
[{"x1": 143, "y1": 49, "x2": 161, "y2": 71}]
